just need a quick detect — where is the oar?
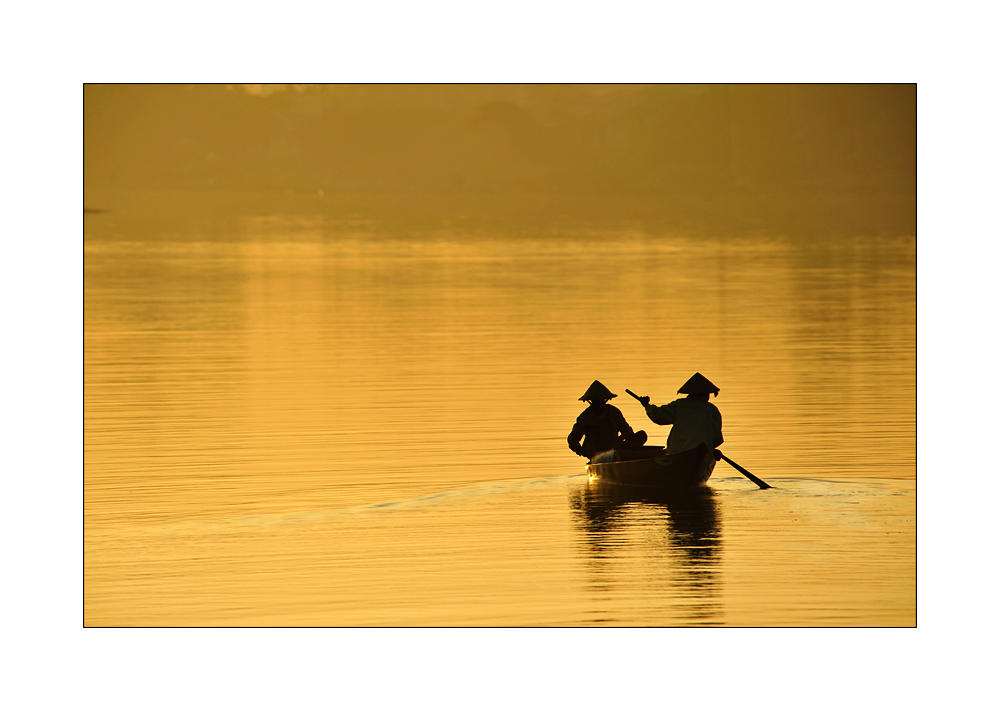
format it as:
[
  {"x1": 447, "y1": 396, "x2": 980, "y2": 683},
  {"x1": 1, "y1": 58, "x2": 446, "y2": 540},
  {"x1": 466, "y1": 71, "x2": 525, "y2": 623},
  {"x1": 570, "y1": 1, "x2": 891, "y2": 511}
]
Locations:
[
  {"x1": 625, "y1": 388, "x2": 772, "y2": 489},
  {"x1": 716, "y1": 452, "x2": 772, "y2": 489}
]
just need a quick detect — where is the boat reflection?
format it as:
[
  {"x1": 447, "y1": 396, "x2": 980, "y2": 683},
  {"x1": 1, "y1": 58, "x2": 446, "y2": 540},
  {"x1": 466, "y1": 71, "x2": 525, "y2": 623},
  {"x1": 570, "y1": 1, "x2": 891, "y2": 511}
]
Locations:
[{"x1": 569, "y1": 478, "x2": 723, "y2": 625}]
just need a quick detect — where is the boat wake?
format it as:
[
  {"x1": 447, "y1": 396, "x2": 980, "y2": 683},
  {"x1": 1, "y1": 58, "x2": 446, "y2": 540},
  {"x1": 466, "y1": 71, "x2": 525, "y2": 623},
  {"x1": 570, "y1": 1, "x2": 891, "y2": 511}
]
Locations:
[{"x1": 232, "y1": 472, "x2": 587, "y2": 527}]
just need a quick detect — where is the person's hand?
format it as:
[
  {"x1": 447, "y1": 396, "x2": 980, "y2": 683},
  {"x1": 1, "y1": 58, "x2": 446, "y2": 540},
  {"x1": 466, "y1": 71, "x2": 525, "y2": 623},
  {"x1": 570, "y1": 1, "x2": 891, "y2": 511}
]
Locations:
[{"x1": 639, "y1": 395, "x2": 650, "y2": 407}]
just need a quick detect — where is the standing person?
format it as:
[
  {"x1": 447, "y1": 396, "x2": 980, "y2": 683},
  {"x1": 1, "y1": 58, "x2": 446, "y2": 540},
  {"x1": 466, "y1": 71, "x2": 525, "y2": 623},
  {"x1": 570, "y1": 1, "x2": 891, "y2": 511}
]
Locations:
[
  {"x1": 568, "y1": 380, "x2": 647, "y2": 460},
  {"x1": 636, "y1": 373, "x2": 724, "y2": 455}
]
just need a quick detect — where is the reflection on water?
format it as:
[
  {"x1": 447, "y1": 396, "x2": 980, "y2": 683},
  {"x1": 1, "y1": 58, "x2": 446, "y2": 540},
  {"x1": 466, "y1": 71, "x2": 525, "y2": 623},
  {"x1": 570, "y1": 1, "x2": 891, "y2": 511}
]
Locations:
[
  {"x1": 571, "y1": 481, "x2": 723, "y2": 625},
  {"x1": 84, "y1": 194, "x2": 915, "y2": 626}
]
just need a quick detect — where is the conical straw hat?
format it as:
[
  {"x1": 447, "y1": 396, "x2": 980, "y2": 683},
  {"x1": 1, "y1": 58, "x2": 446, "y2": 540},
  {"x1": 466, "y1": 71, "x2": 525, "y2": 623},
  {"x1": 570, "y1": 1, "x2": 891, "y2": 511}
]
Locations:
[
  {"x1": 677, "y1": 372, "x2": 720, "y2": 396},
  {"x1": 580, "y1": 380, "x2": 617, "y2": 401}
]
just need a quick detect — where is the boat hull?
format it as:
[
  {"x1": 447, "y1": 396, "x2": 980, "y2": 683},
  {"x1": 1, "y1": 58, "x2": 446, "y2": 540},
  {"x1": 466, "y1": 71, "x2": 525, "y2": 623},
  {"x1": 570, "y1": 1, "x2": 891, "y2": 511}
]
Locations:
[{"x1": 585, "y1": 443, "x2": 716, "y2": 489}]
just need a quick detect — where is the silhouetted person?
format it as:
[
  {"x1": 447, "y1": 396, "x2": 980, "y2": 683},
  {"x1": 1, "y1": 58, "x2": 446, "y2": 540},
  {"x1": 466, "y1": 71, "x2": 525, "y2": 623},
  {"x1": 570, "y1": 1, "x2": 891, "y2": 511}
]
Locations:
[
  {"x1": 636, "y1": 373, "x2": 724, "y2": 455},
  {"x1": 568, "y1": 380, "x2": 647, "y2": 460}
]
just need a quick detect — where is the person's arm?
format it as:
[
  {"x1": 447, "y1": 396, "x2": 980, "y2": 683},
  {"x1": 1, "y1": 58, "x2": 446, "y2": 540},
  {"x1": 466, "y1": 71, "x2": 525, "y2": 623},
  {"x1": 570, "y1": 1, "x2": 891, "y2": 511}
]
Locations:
[
  {"x1": 568, "y1": 422, "x2": 587, "y2": 457},
  {"x1": 712, "y1": 408, "x2": 724, "y2": 448},
  {"x1": 613, "y1": 406, "x2": 634, "y2": 437},
  {"x1": 644, "y1": 400, "x2": 676, "y2": 426}
]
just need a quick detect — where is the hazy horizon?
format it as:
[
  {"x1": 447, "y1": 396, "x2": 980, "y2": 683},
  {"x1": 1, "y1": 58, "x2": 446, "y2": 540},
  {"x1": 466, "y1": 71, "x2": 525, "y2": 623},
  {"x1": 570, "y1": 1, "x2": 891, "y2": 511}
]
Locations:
[{"x1": 84, "y1": 84, "x2": 916, "y2": 236}]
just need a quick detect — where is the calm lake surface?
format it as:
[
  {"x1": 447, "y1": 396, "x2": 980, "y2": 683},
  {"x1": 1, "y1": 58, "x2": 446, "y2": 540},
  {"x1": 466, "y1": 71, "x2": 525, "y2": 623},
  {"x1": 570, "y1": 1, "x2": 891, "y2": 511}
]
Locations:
[{"x1": 84, "y1": 193, "x2": 915, "y2": 626}]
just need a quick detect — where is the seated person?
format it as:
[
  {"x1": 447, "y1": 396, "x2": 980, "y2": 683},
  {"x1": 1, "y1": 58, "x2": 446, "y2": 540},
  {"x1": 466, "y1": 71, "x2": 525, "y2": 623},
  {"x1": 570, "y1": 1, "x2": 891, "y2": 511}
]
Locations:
[{"x1": 568, "y1": 380, "x2": 647, "y2": 460}]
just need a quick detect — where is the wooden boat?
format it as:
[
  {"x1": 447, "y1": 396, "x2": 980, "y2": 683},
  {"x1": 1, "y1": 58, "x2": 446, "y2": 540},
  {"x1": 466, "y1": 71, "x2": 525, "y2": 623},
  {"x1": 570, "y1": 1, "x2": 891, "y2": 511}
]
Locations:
[{"x1": 586, "y1": 443, "x2": 717, "y2": 489}]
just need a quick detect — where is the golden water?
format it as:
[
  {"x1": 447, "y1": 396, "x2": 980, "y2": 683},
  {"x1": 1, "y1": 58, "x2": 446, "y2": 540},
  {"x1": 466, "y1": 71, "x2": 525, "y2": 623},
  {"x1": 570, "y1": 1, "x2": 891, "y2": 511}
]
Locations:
[{"x1": 84, "y1": 194, "x2": 915, "y2": 626}]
